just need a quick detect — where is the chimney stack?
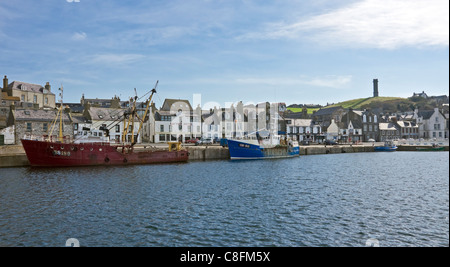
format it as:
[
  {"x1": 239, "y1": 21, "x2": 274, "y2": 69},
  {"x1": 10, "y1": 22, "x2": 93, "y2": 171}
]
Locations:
[
  {"x1": 3, "y1": 75, "x2": 8, "y2": 91},
  {"x1": 373, "y1": 79, "x2": 379, "y2": 97},
  {"x1": 45, "y1": 82, "x2": 51, "y2": 92}
]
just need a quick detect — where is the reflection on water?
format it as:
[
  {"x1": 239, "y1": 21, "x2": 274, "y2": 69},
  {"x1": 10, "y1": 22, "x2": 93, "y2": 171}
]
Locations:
[{"x1": 0, "y1": 152, "x2": 448, "y2": 247}]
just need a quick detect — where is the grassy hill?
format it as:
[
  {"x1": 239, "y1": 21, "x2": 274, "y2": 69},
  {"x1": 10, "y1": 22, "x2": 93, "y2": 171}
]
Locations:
[
  {"x1": 286, "y1": 107, "x2": 320, "y2": 114},
  {"x1": 327, "y1": 97, "x2": 405, "y2": 109},
  {"x1": 288, "y1": 96, "x2": 444, "y2": 114}
]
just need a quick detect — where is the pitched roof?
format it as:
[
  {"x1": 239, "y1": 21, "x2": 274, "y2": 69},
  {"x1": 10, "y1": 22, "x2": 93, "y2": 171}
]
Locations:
[
  {"x1": 161, "y1": 99, "x2": 192, "y2": 111},
  {"x1": 1, "y1": 92, "x2": 20, "y2": 101},
  {"x1": 313, "y1": 106, "x2": 344, "y2": 117},
  {"x1": 396, "y1": 121, "x2": 418, "y2": 128},
  {"x1": 8, "y1": 81, "x2": 54, "y2": 95},
  {"x1": 379, "y1": 122, "x2": 398, "y2": 131},
  {"x1": 88, "y1": 107, "x2": 125, "y2": 121},
  {"x1": 417, "y1": 110, "x2": 434, "y2": 119},
  {"x1": 13, "y1": 109, "x2": 71, "y2": 122},
  {"x1": 287, "y1": 119, "x2": 312, "y2": 127}
]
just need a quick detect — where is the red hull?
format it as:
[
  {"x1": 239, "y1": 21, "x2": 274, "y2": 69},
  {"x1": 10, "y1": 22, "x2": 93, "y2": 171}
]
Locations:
[{"x1": 21, "y1": 139, "x2": 189, "y2": 167}]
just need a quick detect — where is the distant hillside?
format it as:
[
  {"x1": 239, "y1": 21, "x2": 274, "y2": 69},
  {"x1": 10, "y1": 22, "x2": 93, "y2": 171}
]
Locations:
[
  {"x1": 327, "y1": 97, "x2": 405, "y2": 109},
  {"x1": 288, "y1": 95, "x2": 447, "y2": 115},
  {"x1": 286, "y1": 107, "x2": 320, "y2": 114}
]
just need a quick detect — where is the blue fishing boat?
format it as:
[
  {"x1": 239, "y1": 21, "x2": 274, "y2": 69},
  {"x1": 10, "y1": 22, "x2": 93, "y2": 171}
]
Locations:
[
  {"x1": 374, "y1": 141, "x2": 398, "y2": 152},
  {"x1": 227, "y1": 135, "x2": 300, "y2": 160}
]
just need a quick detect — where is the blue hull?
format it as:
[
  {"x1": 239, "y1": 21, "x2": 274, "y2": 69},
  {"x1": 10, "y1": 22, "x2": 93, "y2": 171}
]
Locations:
[
  {"x1": 227, "y1": 139, "x2": 300, "y2": 160},
  {"x1": 374, "y1": 146, "x2": 398, "y2": 152}
]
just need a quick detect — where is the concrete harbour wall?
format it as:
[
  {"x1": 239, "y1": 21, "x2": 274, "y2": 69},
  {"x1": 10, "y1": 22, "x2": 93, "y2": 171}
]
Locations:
[{"x1": 0, "y1": 144, "x2": 448, "y2": 168}]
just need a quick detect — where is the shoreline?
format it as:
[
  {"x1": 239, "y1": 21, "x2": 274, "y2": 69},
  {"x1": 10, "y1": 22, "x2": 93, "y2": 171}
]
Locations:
[{"x1": 1, "y1": 144, "x2": 448, "y2": 168}]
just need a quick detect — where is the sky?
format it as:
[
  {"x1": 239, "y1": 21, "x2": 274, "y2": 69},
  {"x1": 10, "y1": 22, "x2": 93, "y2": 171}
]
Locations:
[{"x1": 0, "y1": 0, "x2": 448, "y2": 109}]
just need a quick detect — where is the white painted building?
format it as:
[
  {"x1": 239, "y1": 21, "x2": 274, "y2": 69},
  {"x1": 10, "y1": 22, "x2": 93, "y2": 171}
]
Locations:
[
  {"x1": 286, "y1": 119, "x2": 322, "y2": 142},
  {"x1": 414, "y1": 108, "x2": 447, "y2": 139},
  {"x1": 153, "y1": 99, "x2": 201, "y2": 143},
  {"x1": 326, "y1": 119, "x2": 340, "y2": 141}
]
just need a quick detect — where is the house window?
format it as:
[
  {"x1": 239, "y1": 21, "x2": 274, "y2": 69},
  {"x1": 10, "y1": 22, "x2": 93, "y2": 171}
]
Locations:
[
  {"x1": 21, "y1": 95, "x2": 25, "y2": 102},
  {"x1": 160, "y1": 125, "x2": 164, "y2": 132},
  {"x1": 433, "y1": 132, "x2": 436, "y2": 138},
  {"x1": 115, "y1": 125, "x2": 120, "y2": 133},
  {"x1": 73, "y1": 123, "x2": 78, "y2": 131},
  {"x1": 159, "y1": 134, "x2": 166, "y2": 141},
  {"x1": 27, "y1": 123, "x2": 32, "y2": 131},
  {"x1": 43, "y1": 123, "x2": 48, "y2": 132},
  {"x1": 33, "y1": 95, "x2": 37, "y2": 103}
]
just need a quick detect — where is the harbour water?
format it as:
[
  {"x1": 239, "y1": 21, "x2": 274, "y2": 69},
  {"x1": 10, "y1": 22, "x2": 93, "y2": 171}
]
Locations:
[{"x1": 0, "y1": 152, "x2": 448, "y2": 247}]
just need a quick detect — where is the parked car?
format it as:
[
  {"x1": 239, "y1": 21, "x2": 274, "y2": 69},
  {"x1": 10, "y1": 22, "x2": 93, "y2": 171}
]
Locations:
[
  {"x1": 368, "y1": 138, "x2": 376, "y2": 142},
  {"x1": 186, "y1": 138, "x2": 199, "y2": 144},
  {"x1": 195, "y1": 138, "x2": 213, "y2": 146},
  {"x1": 325, "y1": 139, "x2": 337, "y2": 145}
]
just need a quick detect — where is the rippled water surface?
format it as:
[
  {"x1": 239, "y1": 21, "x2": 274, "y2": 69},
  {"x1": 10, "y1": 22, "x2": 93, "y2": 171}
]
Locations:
[{"x1": 1, "y1": 152, "x2": 448, "y2": 247}]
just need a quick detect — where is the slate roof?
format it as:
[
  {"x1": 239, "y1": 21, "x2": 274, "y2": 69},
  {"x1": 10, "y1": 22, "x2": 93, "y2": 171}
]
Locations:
[
  {"x1": 396, "y1": 121, "x2": 418, "y2": 128},
  {"x1": 417, "y1": 110, "x2": 435, "y2": 120},
  {"x1": 313, "y1": 106, "x2": 345, "y2": 117},
  {"x1": 88, "y1": 107, "x2": 125, "y2": 121},
  {"x1": 379, "y1": 122, "x2": 398, "y2": 131},
  {"x1": 287, "y1": 119, "x2": 313, "y2": 127},
  {"x1": 161, "y1": 99, "x2": 192, "y2": 111},
  {"x1": 13, "y1": 109, "x2": 71, "y2": 122},
  {"x1": 8, "y1": 81, "x2": 54, "y2": 95}
]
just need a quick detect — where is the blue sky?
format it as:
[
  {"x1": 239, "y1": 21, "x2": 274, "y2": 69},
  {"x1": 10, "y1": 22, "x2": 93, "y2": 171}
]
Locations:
[{"x1": 0, "y1": 0, "x2": 448, "y2": 108}]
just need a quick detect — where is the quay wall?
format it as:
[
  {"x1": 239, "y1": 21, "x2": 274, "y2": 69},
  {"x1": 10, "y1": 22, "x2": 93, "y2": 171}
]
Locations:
[
  {"x1": 397, "y1": 145, "x2": 449, "y2": 151},
  {"x1": 301, "y1": 145, "x2": 375, "y2": 155},
  {"x1": 0, "y1": 145, "x2": 29, "y2": 168},
  {"x1": 1, "y1": 144, "x2": 448, "y2": 168}
]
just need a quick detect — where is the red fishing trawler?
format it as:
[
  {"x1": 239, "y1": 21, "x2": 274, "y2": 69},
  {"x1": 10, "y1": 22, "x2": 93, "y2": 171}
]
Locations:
[{"x1": 21, "y1": 82, "x2": 189, "y2": 167}]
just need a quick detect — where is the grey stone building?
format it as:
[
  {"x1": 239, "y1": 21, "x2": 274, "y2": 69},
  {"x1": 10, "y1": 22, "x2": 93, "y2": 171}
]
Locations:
[
  {"x1": 361, "y1": 109, "x2": 379, "y2": 141},
  {"x1": 9, "y1": 109, "x2": 73, "y2": 144}
]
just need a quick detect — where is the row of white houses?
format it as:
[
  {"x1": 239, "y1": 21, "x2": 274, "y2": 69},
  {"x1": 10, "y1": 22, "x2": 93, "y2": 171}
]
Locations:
[{"x1": 1, "y1": 96, "x2": 448, "y2": 145}]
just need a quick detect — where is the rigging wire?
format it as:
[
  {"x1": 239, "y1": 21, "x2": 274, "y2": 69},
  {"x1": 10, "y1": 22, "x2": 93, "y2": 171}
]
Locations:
[{"x1": 71, "y1": 83, "x2": 158, "y2": 142}]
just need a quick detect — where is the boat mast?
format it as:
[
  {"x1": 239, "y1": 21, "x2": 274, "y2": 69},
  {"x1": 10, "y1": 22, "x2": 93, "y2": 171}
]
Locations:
[
  {"x1": 121, "y1": 82, "x2": 158, "y2": 146},
  {"x1": 58, "y1": 85, "x2": 64, "y2": 143},
  {"x1": 132, "y1": 82, "x2": 157, "y2": 146}
]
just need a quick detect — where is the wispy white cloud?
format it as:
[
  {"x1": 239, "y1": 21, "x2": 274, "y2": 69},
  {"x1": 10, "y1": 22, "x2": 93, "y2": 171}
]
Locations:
[
  {"x1": 240, "y1": 0, "x2": 449, "y2": 49},
  {"x1": 87, "y1": 54, "x2": 146, "y2": 65},
  {"x1": 71, "y1": 32, "x2": 87, "y2": 41},
  {"x1": 235, "y1": 75, "x2": 352, "y2": 88}
]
